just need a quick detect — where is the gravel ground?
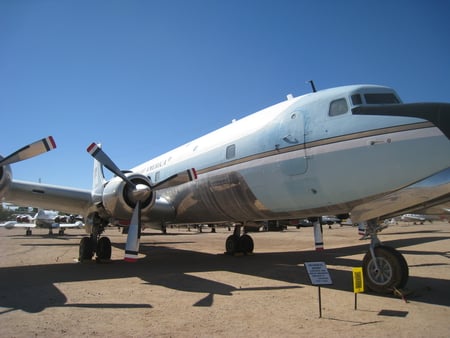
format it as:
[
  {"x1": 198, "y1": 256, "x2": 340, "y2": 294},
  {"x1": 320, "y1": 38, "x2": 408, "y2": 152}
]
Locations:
[{"x1": 0, "y1": 221, "x2": 449, "y2": 337}]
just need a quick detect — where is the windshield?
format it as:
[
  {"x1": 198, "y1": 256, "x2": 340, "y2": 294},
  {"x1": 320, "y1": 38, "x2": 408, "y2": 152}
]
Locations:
[{"x1": 364, "y1": 93, "x2": 400, "y2": 104}]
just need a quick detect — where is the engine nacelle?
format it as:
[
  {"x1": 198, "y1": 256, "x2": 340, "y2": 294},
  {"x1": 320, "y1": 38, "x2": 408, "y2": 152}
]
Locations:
[
  {"x1": 16, "y1": 215, "x2": 32, "y2": 223},
  {"x1": 102, "y1": 173, "x2": 155, "y2": 221},
  {"x1": 0, "y1": 156, "x2": 12, "y2": 199}
]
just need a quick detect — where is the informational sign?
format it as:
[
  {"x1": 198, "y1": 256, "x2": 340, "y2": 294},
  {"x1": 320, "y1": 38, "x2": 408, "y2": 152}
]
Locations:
[
  {"x1": 352, "y1": 267, "x2": 364, "y2": 293},
  {"x1": 304, "y1": 262, "x2": 333, "y2": 285}
]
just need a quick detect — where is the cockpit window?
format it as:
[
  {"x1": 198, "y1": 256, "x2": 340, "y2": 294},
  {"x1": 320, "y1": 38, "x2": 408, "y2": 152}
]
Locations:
[
  {"x1": 351, "y1": 94, "x2": 362, "y2": 105},
  {"x1": 364, "y1": 93, "x2": 399, "y2": 104},
  {"x1": 329, "y1": 98, "x2": 348, "y2": 116}
]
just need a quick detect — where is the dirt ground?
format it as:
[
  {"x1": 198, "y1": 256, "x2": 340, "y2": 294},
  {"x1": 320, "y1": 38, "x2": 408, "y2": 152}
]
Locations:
[{"x1": 0, "y1": 221, "x2": 449, "y2": 337}]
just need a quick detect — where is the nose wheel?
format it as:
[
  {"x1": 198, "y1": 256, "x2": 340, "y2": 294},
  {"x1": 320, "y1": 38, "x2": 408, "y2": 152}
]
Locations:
[{"x1": 362, "y1": 245, "x2": 409, "y2": 293}]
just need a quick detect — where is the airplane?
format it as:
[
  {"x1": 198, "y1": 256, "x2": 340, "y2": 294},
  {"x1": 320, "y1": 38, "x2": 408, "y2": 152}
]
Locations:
[
  {"x1": 400, "y1": 213, "x2": 433, "y2": 224},
  {"x1": 0, "y1": 209, "x2": 84, "y2": 236},
  {"x1": 0, "y1": 84, "x2": 449, "y2": 294}
]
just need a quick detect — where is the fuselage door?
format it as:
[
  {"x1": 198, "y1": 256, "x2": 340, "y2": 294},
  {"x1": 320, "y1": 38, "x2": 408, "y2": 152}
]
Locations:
[{"x1": 278, "y1": 109, "x2": 307, "y2": 176}]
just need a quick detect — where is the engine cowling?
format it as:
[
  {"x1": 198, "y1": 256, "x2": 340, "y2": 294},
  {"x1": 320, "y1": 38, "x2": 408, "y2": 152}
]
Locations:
[
  {"x1": 0, "y1": 156, "x2": 12, "y2": 199},
  {"x1": 101, "y1": 172, "x2": 155, "y2": 221}
]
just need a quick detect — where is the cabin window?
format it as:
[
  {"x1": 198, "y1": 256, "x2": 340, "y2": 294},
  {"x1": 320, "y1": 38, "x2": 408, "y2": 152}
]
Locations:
[
  {"x1": 329, "y1": 98, "x2": 348, "y2": 116},
  {"x1": 226, "y1": 144, "x2": 236, "y2": 159},
  {"x1": 351, "y1": 94, "x2": 362, "y2": 105},
  {"x1": 155, "y1": 171, "x2": 160, "y2": 182},
  {"x1": 364, "y1": 93, "x2": 399, "y2": 104}
]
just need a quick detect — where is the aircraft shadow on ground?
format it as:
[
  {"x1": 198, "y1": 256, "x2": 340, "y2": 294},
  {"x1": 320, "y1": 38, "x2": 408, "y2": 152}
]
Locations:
[{"x1": 0, "y1": 234, "x2": 448, "y2": 313}]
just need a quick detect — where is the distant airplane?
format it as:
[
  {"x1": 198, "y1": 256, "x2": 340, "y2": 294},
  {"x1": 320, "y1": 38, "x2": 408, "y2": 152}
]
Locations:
[
  {"x1": 400, "y1": 213, "x2": 438, "y2": 224},
  {"x1": 0, "y1": 209, "x2": 83, "y2": 235},
  {"x1": 1, "y1": 85, "x2": 449, "y2": 294}
]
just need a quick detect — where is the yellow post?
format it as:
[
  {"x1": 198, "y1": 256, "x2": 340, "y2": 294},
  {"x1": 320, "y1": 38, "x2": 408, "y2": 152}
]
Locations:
[{"x1": 352, "y1": 267, "x2": 364, "y2": 310}]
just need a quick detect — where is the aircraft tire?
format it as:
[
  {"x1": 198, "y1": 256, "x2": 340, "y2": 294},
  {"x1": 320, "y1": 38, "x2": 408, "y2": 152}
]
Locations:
[
  {"x1": 239, "y1": 234, "x2": 254, "y2": 254},
  {"x1": 225, "y1": 235, "x2": 239, "y2": 255},
  {"x1": 386, "y1": 246, "x2": 409, "y2": 288},
  {"x1": 362, "y1": 245, "x2": 409, "y2": 293},
  {"x1": 79, "y1": 237, "x2": 94, "y2": 262},
  {"x1": 96, "y1": 237, "x2": 112, "y2": 260},
  {"x1": 26, "y1": 229, "x2": 32, "y2": 236}
]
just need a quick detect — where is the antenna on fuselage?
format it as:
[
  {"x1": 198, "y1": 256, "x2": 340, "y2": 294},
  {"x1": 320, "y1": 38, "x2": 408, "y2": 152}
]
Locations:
[{"x1": 307, "y1": 80, "x2": 317, "y2": 93}]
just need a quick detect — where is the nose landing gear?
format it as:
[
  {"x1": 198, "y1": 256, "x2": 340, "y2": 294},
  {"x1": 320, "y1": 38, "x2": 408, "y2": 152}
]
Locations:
[{"x1": 362, "y1": 220, "x2": 409, "y2": 293}]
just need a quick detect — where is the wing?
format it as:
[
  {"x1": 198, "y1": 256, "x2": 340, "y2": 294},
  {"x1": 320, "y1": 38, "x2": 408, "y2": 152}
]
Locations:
[
  {"x1": 1, "y1": 137, "x2": 91, "y2": 217},
  {"x1": 0, "y1": 221, "x2": 36, "y2": 229},
  {"x1": 54, "y1": 221, "x2": 84, "y2": 228},
  {"x1": 6, "y1": 180, "x2": 92, "y2": 216},
  {"x1": 351, "y1": 167, "x2": 450, "y2": 222}
]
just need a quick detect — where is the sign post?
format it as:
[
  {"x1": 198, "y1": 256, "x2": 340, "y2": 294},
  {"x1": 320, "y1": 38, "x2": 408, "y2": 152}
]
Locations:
[
  {"x1": 304, "y1": 262, "x2": 333, "y2": 318},
  {"x1": 352, "y1": 267, "x2": 364, "y2": 310}
]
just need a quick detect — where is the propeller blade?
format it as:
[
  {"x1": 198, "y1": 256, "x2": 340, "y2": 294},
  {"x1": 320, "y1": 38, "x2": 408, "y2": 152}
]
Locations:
[
  {"x1": 124, "y1": 201, "x2": 141, "y2": 262},
  {"x1": 87, "y1": 143, "x2": 135, "y2": 187},
  {"x1": 152, "y1": 168, "x2": 197, "y2": 190},
  {"x1": 0, "y1": 136, "x2": 56, "y2": 167}
]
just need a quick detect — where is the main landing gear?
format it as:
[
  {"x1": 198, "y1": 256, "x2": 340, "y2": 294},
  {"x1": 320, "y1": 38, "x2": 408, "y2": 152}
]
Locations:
[
  {"x1": 225, "y1": 223, "x2": 254, "y2": 255},
  {"x1": 79, "y1": 233, "x2": 112, "y2": 262},
  {"x1": 362, "y1": 220, "x2": 409, "y2": 293},
  {"x1": 79, "y1": 214, "x2": 112, "y2": 262},
  {"x1": 47, "y1": 228, "x2": 65, "y2": 236}
]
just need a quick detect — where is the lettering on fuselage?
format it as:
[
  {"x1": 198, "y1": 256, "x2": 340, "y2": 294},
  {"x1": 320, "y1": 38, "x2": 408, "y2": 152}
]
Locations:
[{"x1": 143, "y1": 157, "x2": 172, "y2": 174}]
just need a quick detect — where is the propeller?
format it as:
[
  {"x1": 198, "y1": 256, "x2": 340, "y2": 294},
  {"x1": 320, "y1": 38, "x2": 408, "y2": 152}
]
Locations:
[
  {"x1": 87, "y1": 142, "x2": 197, "y2": 262},
  {"x1": 0, "y1": 136, "x2": 57, "y2": 167},
  {"x1": 87, "y1": 142, "x2": 136, "y2": 187},
  {"x1": 124, "y1": 200, "x2": 141, "y2": 262}
]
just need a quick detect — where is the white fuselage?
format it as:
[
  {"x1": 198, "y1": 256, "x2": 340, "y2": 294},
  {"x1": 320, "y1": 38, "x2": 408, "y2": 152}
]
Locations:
[
  {"x1": 3, "y1": 85, "x2": 449, "y2": 227},
  {"x1": 131, "y1": 85, "x2": 450, "y2": 225}
]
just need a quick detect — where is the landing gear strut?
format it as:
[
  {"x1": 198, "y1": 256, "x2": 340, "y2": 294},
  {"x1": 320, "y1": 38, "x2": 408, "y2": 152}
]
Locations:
[
  {"x1": 225, "y1": 223, "x2": 254, "y2": 255},
  {"x1": 79, "y1": 213, "x2": 112, "y2": 262},
  {"x1": 362, "y1": 219, "x2": 409, "y2": 293}
]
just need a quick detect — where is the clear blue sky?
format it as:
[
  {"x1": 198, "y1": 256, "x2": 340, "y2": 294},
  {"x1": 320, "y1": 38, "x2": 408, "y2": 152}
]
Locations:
[{"x1": 1, "y1": 0, "x2": 449, "y2": 190}]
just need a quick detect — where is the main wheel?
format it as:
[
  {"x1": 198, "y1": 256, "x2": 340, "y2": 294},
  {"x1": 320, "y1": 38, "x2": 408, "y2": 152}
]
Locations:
[
  {"x1": 363, "y1": 245, "x2": 409, "y2": 293},
  {"x1": 79, "y1": 237, "x2": 94, "y2": 262},
  {"x1": 225, "y1": 235, "x2": 239, "y2": 255},
  {"x1": 239, "y1": 234, "x2": 254, "y2": 254},
  {"x1": 96, "y1": 237, "x2": 112, "y2": 260}
]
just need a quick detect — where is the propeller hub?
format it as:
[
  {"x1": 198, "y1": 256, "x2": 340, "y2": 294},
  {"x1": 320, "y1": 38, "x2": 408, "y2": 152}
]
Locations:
[{"x1": 127, "y1": 184, "x2": 152, "y2": 204}]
